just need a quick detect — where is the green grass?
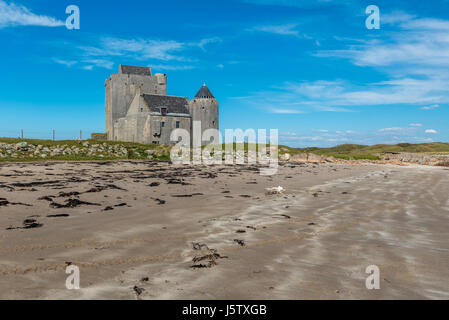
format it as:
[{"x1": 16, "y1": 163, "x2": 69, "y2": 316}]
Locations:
[
  {"x1": 1, "y1": 138, "x2": 448, "y2": 163},
  {"x1": 0, "y1": 138, "x2": 171, "y2": 162},
  {"x1": 290, "y1": 142, "x2": 449, "y2": 161},
  {"x1": 0, "y1": 137, "x2": 158, "y2": 149},
  {"x1": 295, "y1": 142, "x2": 449, "y2": 155}
]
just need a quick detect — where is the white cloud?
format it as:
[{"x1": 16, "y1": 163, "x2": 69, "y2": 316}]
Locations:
[
  {"x1": 421, "y1": 104, "x2": 440, "y2": 110},
  {"x1": 0, "y1": 1, "x2": 64, "y2": 28},
  {"x1": 56, "y1": 34, "x2": 221, "y2": 71},
  {"x1": 378, "y1": 127, "x2": 407, "y2": 132},
  {"x1": 235, "y1": 78, "x2": 408, "y2": 114},
  {"x1": 53, "y1": 57, "x2": 113, "y2": 71},
  {"x1": 409, "y1": 123, "x2": 422, "y2": 127},
  {"x1": 235, "y1": 71, "x2": 446, "y2": 115},
  {"x1": 243, "y1": 0, "x2": 350, "y2": 8},
  {"x1": 79, "y1": 36, "x2": 221, "y2": 62},
  {"x1": 53, "y1": 58, "x2": 77, "y2": 67},
  {"x1": 425, "y1": 129, "x2": 438, "y2": 134},
  {"x1": 278, "y1": 79, "x2": 441, "y2": 108},
  {"x1": 382, "y1": 11, "x2": 416, "y2": 25},
  {"x1": 270, "y1": 108, "x2": 304, "y2": 114},
  {"x1": 151, "y1": 64, "x2": 196, "y2": 71},
  {"x1": 196, "y1": 37, "x2": 222, "y2": 50},
  {"x1": 250, "y1": 23, "x2": 300, "y2": 37},
  {"x1": 316, "y1": 14, "x2": 449, "y2": 69},
  {"x1": 82, "y1": 59, "x2": 114, "y2": 70},
  {"x1": 310, "y1": 13, "x2": 449, "y2": 108},
  {"x1": 376, "y1": 127, "x2": 418, "y2": 137},
  {"x1": 72, "y1": 35, "x2": 222, "y2": 73},
  {"x1": 80, "y1": 37, "x2": 186, "y2": 61},
  {"x1": 413, "y1": 137, "x2": 434, "y2": 143}
]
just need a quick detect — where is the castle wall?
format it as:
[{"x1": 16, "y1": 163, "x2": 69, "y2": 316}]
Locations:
[
  {"x1": 150, "y1": 115, "x2": 191, "y2": 145},
  {"x1": 105, "y1": 73, "x2": 167, "y2": 140},
  {"x1": 189, "y1": 98, "x2": 219, "y2": 146},
  {"x1": 114, "y1": 116, "x2": 139, "y2": 143},
  {"x1": 113, "y1": 95, "x2": 191, "y2": 146},
  {"x1": 106, "y1": 66, "x2": 218, "y2": 147}
]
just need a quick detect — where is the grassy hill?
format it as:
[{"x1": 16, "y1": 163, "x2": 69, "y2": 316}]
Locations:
[
  {"x1": 287, "y1": 142, "x2": 449, "y2": 161},
  {"x1": 1, "y1": 137, "x2": 449, "y2": 162},
  {"x1": 297, "y1": 142, "x2": 449, "y2": 154}
]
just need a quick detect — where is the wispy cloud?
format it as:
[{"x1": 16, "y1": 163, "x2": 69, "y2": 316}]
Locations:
[
  {"x1": 249, "y1": 23, "x2": 300, "y2": 37},
  {"x1": 409, "y1": 123, "x2": 422, "y2": 127},
  {"x1": 243, "y1": 0, "x2": 350, "y2": 8},
  {"x1": 80, "y1": 37, "x2": 186, "y2": 62},
  {"x1": 53, "y1": 58, "x2": 77, "y2": 68},
  {"x1": 79, "y1": 36, "x2": 222, "y2": 62},
  {"x1": 268, "y1": 78, "x2": 442, "y2": 111},
  {"x1": 378, "y1": 127, "x2": 412, "y2": 133},
  {"x1": 82, "y1": 59, "x2": 114, "y2": 70},
  {"x1": 421, "y1": 104, "x2": 440, "y2": 110},
  {"x1": 308, "y1": 12, "x2": 449, "y2": 109},
  {"x1": 270, "y1": 108, "x2": 304, "y2": 114},
  {"x1": 425, "y1": 129, "x2": 438, "y2": 134},
  {"x1": 53, "y1": 57, "x2": 113, "y2": 70},
  {"x1": 150, "y1": 64, "x2": 196, "y2": 71},
  {"x1": 55, "y1": 35, "x2": 221, "y2": 71},
  {"x1": 0, "y1": 0, "x2": 64, "y2": 28},
  {"x1": 316, "y1": 14, "x2": 449, "y2": 70},
  {"x1": 196, "y1": 37, "x2": 222, "y2": 50}
]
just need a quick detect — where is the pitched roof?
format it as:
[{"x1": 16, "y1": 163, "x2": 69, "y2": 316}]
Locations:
[
  {"x1": 142, "y1": 94, "x2": 190, "y2": 115},
  {"x1": 194, "y1": 84, "x2": 215, "y2": 99},
  {"x1": 119, "y1": 65, "x2": 152, "y2": 76}
]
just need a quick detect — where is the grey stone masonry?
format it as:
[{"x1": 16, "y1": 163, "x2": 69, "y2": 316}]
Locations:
[{"x1": 105, "y1": 65, "x2": 218, "y2": 146}]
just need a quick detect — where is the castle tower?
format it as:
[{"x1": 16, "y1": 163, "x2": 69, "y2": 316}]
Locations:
[
  {"x1": 189, "y1": 84, "x2": 219, "y2": 146},
  {"x1": 105, "y1": 65, "x2": 167, "y2": 140}
]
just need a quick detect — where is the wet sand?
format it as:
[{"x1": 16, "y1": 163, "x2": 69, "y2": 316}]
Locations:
[{"x1": 0, "y1": 161, "x2": 448, "y2": 299}]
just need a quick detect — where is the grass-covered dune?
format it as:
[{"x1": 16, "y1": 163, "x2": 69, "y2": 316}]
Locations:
[
  {"x1": 1, "y1": 137, "x2": 449, "y2": 162},
  {"x1": 297, "y1": 142, "x2": 449, "y2": 154},
  {"x1": 0, "y1": 138, "x2": 171, "y2": 162},
  {"x1": 276, "y1": 142, "x2": 449, "y2": 161}
]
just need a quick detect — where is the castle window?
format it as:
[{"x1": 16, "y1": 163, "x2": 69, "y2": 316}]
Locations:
[
  {"x1": 140, "y1": 108, "x2": 143, "y2": 112},
  {"x1": 161, "y1": 107, "x2": 167, "y2": 116},
  {"x1": 176, "y1": 121, "x2": 180, "y2": 128},
  {"x1": 213, "y1": 121, "x2": 215, "y2": 125}
]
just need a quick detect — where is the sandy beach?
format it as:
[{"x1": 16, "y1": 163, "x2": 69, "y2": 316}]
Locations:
[{"x1": 0, "y1": 161, "x2": 448, "y2": 299}]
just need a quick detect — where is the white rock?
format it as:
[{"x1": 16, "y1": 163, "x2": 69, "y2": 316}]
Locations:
[
  {"x1": 265, "y1": 186, "x2": 285, "y2": 195},
  {"x1": 279, "y1": 153, "x2": 291, "y2": 161}
]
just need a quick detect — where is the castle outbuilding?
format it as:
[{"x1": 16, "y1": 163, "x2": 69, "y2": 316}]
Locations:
[{"x1": 105, "y1": 65, "x2": 218, "y2": 145}]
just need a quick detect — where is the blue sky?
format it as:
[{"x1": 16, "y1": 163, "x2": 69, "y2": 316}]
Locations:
[{"x1": 0, "y1": 0, "x2": 448, "y2": 147}]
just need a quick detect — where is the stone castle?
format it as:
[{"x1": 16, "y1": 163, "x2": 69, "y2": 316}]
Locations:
[{"x1": 105, "y1": 65, "x2": 219, "y2": 145}]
